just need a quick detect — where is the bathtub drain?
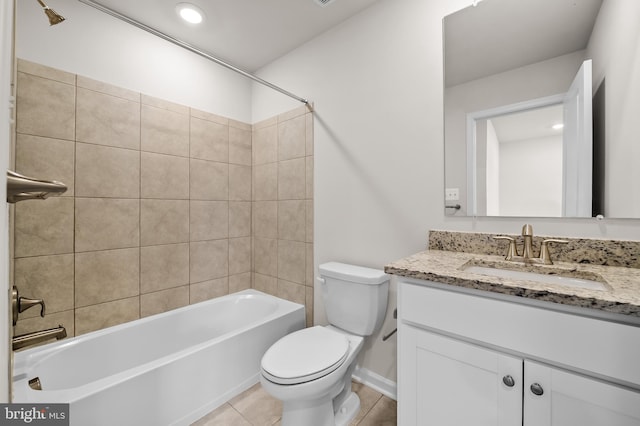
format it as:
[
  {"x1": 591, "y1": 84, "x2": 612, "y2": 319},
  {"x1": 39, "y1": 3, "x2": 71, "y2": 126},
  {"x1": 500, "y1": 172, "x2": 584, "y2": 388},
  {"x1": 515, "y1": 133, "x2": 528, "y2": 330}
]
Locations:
[{"x1": 28, "y1": 377, "x2": 42, "y2": 391}]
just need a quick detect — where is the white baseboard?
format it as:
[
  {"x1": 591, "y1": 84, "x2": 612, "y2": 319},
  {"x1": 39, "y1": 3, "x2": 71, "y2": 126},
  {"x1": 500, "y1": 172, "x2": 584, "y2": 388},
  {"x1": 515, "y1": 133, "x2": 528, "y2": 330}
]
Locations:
[{"x1": 352, "y1": 366, "x2": 397, "y2": 401}]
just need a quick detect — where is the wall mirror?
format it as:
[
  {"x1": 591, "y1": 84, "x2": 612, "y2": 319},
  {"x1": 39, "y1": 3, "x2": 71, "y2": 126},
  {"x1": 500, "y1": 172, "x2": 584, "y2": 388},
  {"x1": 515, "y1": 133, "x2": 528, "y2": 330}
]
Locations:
[{"x1": 443, "y1": 0, "x2": 640, "y2": 219}]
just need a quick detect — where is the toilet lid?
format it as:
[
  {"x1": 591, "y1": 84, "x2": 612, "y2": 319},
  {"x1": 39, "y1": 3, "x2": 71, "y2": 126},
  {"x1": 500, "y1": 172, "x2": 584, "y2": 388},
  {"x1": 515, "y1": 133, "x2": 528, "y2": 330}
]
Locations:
[{"x1": 261, "y1": 326, "x2": 350, "y2": 385}]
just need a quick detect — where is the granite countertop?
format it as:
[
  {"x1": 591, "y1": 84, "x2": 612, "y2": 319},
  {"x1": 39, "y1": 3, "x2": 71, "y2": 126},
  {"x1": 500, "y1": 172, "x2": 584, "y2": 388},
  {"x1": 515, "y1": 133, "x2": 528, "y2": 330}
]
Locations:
[{"x1": 385, "y1": 250, "x2": 640, "y2": 317}]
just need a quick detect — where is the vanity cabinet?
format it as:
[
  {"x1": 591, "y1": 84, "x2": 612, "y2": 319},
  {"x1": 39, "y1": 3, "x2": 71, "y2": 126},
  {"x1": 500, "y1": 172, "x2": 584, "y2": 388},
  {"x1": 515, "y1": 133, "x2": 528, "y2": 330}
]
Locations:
[{"x1": 398, "y1": 278, "x2": 640, "y2": 426}]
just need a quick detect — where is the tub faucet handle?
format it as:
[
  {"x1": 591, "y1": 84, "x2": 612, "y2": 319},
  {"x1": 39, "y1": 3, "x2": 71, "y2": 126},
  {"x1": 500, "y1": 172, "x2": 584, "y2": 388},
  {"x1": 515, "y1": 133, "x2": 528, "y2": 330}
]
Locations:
[
  {"x1": 12, "y1": 286, "x2": 45, "y2": 326},
  {"x1": 19, "y1": 296, "x2": 46, "y2": 317}
]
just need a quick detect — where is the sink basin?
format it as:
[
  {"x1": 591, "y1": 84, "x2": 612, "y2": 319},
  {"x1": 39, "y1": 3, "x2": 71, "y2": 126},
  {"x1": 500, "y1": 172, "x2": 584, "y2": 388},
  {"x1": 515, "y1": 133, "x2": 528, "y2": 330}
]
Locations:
[{"x1": 463, "y1": 265, "x2": 607, "y2": 291}]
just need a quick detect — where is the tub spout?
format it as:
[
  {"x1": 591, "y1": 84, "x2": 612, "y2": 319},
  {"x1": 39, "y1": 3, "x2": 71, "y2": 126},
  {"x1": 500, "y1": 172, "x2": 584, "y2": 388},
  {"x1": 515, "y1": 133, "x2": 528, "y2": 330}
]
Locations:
[
  {"x1": 13, "y1": 325, "x2": 67, "y2": 351},
  {"x1": 7, "y1": 170, "x2": 67, "y2": 203}
]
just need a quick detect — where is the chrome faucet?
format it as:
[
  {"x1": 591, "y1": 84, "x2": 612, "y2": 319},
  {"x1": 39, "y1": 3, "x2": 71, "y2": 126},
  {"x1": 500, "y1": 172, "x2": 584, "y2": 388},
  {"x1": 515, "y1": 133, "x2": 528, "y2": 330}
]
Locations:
[
  {"x1": 494, "y1": 224, "x2": 568, "y2": 265},
  {"x1": 13, "y1": 326, "x2": 67, "y2": 351}
]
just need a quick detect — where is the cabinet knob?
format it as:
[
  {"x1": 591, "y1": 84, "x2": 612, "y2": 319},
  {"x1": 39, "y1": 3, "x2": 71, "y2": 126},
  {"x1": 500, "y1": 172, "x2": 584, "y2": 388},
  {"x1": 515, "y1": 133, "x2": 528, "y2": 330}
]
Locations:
[
  {"x1": 502, "y1": 375, "x2": 515, "y2": 387},
  {"x1": 530, "y1": 383, "x2": 544, "y2": 396}
]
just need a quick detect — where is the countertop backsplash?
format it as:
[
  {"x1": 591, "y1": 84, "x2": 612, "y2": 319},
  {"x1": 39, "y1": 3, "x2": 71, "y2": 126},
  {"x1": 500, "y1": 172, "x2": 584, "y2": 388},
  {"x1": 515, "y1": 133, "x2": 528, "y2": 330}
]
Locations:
[{"x1": 428, "y1": 230, "x2": 640, "y2": 269}]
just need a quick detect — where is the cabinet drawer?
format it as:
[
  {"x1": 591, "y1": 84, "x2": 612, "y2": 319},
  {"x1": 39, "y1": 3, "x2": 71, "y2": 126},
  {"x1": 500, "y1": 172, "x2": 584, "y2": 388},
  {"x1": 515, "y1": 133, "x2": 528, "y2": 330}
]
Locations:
[{"x1": 399, "y1": 279, "x2": 640, "y2": 387}]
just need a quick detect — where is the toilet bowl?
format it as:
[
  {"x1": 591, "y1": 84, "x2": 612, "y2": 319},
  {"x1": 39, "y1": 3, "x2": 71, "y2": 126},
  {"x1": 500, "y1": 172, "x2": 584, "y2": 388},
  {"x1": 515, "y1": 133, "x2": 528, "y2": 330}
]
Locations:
[
  {"x1": 260, "y1": 326, "x2": 363, "y2": 426},
  {"x1": 260, "y1": 262, "x2": 389, "y2": 426}
]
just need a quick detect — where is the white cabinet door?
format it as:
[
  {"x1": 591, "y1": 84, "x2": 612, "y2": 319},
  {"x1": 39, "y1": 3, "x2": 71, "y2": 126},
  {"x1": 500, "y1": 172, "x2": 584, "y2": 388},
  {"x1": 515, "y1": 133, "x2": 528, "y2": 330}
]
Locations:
[
  {"x1": 524, "y1": 360, "x2": 640, "y2": 426},
  {"x1": 399, "y1": 325, "x2": 522, "y2": 426}
]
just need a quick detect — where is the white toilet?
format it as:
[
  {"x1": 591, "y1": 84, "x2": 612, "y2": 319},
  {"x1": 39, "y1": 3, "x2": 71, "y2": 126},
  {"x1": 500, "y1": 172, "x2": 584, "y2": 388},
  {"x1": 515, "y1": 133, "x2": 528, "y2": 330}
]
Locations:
[{"x1": 260, "y1": 262, "x2": 390, "y2": 426}]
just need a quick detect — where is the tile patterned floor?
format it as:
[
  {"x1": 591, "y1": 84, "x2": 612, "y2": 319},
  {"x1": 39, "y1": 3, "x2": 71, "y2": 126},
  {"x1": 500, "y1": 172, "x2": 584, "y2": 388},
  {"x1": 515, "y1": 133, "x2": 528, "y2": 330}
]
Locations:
[{"x1": 191, "y1": 381, "x2": 397, "y2": 426}]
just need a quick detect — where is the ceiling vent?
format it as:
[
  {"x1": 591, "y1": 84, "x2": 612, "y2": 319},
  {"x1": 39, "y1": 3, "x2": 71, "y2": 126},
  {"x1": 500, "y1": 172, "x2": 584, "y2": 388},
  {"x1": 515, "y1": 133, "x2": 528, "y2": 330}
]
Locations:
[{"x1": 314, "y1": 0, "x2": 337, "y2": 7}]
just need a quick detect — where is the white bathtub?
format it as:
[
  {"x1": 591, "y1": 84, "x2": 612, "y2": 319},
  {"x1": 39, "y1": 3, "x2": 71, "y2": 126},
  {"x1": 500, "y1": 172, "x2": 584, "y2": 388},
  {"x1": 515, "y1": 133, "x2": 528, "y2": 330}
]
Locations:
[{"x1": 12, "y1": 289, "x2": 305, "y2": 426}]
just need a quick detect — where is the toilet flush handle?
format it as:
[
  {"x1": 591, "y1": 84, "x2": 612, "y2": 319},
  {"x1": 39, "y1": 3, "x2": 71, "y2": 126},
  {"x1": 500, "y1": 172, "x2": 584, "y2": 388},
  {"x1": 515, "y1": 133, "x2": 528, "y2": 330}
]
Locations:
[{"x1": 316, "y1": 277, "x2": 326, "y2": 285}]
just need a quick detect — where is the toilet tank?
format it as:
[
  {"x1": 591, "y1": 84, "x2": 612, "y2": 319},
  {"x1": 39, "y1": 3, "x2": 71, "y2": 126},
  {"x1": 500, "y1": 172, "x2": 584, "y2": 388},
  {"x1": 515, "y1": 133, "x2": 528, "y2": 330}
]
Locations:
[{"x1": 318, "y1": 262, "x2": 389, "y2": 336}]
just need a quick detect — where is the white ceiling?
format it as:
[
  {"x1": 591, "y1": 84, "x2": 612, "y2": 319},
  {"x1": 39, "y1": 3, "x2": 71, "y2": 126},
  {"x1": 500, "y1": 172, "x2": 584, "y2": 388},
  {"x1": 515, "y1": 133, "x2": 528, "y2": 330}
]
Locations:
[
  {"x1": 491, "y1": 104, "x2": 563, "y2": 144},
  {"x1": 444, "y1": 0, "x2": 603, "y2": 87},
  {"x1": 85, "y1": 0, "x2": 380, "y2": 72}
]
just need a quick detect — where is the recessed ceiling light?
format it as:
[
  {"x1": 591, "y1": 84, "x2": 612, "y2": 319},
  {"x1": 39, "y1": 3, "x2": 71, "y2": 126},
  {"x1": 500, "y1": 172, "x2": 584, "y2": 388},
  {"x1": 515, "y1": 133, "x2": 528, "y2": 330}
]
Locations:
[
  {"x1": 552, "y1": 123, "x2": 564, "y2": 130},
  {"x1": 176, "y1": 3, "x2": 205, "y2": 24}
]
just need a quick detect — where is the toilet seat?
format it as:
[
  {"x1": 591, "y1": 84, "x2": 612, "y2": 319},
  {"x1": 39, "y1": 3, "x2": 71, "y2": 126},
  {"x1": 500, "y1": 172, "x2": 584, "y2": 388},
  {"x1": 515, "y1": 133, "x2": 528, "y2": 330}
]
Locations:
[{"x1": 261, "y1": 326, "x2": 350, "y2": 385}]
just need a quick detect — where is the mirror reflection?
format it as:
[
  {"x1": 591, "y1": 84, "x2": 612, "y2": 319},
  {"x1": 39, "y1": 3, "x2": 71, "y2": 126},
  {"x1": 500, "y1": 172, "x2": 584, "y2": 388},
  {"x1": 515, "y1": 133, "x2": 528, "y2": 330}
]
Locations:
[{"x1": 444, "y1": 0, "x2": 640, "y2": 219}]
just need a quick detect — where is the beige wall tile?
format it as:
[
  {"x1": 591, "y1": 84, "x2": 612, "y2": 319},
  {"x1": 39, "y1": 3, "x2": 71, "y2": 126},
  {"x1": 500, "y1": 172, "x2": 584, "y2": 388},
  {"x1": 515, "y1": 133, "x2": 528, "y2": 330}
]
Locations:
[
  {"x1": 229, "y1": 119, "x2": 251, "y2": 131},
  {"x1": 190, "y1": 277, "x2": 228, "y2": 304},
  {"x1": 229, "y1": 272, "x2": 251, "y2": 294},
  {"x1": 306, "y1": 113, "x2": 314, "y2": 156},
  {"x1": 190, "y1": 240, "x2": 229, "y2": 283},
  {"x1": 252, "y1": 115, "x2": 277, "y2": 130},
  {"x1": 140, "y1": 243, "x2": 189, "y2": 294},
  {"x1": 15, "y1": 134, "x2": 75, "y2": 196},
  {"x1": 190, "y1": 117, "x2": 229, "y2": 162},
  {"x1": 229, "y1": 237, "x2": 251, "y2": 275},
  {"x1": 140, "y1": 199, "x2": 189, "y2": 246},
  {"x1": 14, "y1": 254, "x2": 74, "y2": 318},
  {"x1": 278, "y1": 115, "x2": 306, "y2": 161},
  {"x1": 141, "y1": 104, "x2": 189, "y2": 157},
  {"x1": 190, "y1": 109, "x2": 228, "y2": 125},
  {"x1": 306, "y1": 156, "x2": 314, "y2": 199},
  {"x1": 254, "y1": 237, "x2": 277, "y2": 277},
  {"x1": 141, "y1": 152, "x2": 189, "y2": 199},
  {"x1": 252, "y1": 125, "x2": 277, "y2": 165},
  {"x1": 17, "y1": 59, "x2": 75, "y2": 84},
  {"x1": 76, "y1": 143, "x2": 140, "y2": 198},
  {"x1": 278, "y1": 105, "x2": 307, "y2": 123},
  {"x1": 306, "y1": 286, "x2": 314, "y2": 327},
  {"x1": 141, "y1": 286, "x2": 189, "y2": 318},
  {"x1": 77, "y1": 75, "x2": 140, "y2": 101},
  {"x1": 14, "y1": 310, "x2": 75, "y2": 340},
  {"x1": 76, "y1": 88, "x2": 141, "y2": 150},
  {"x1": 306, "y1": 200, "x2": 314, "y2": 243},
  {"x1": 278, "y1": 240, "x2": 305, "y2": 284},
  {"x1": 278, "y1": 158, "x2": 306, "y2": 200},
  {"x1": 278, "y1": 200, "x2": 305, "y2": 242},
  {"x1": 253, "y1": 163, "x2": 277, "y2": 201},
  {"x1": 75, "y1": 297, "x2": 139, "y2": 336},
  {"x1": 253, "y1": 273, "x2": 277, "y2": 296},
  {"x1": 229, "y1": 126, "x2": 251, "y2": 166},
  {"x1": 15, "y1": 197, "x2": 74, "y2": 257},
  {"x1": 190, "y1": 159, "x2": 229, "y2": 200},
  {"x1": 229, "y1": 202, "x2": 251, "y2": 238},
  {"x1": 75, "y1": 248, "x2": 140, "y2": 307},
  {"x1": 229, "y1": 165, "x2": 251, "y2": 201},
  {"x1": 190, "y1": 201, "x2": 229, "y2": 241},
  {"x1": 75, "y1": 198, "x2": 139, "y2": 252},
  {"x1": 141, "y1": 94, "x2": 189, "y2": 115},
  {"x1": 277, "y1": 279, "x2": 306, "y2": 306},
  {"x1": 306, "y1": 243, "x2": 314, "y2": 287},
  {"x1": 253, "y1": 201, "x2": 277, "y2": 239},
  {"x1": 16, "y1": 72, "x2": 75, "y2": 141}
]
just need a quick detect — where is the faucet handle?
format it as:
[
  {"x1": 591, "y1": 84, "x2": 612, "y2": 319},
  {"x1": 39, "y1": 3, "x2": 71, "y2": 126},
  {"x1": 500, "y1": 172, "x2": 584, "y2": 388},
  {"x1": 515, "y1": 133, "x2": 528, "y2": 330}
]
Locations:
[
  {"x1": 493, "y1": 236, "x2": 519, "y2": 260},
  {"x1": 12, "y1": 286, "x2": 46, "y2": 326},
  {"x1": 539, "y1": 239, "x2": 569, "y2": 265},
  {"x1": 19, "y1": 297, "x2": 46, "y2": 317}
]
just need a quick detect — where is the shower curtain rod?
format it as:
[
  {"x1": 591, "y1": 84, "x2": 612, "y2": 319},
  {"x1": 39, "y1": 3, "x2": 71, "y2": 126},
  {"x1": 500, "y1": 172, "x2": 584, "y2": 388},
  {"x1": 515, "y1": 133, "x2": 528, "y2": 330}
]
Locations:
[{"x1": 77, "y1": 0, "x2": 309, "y2": 105}]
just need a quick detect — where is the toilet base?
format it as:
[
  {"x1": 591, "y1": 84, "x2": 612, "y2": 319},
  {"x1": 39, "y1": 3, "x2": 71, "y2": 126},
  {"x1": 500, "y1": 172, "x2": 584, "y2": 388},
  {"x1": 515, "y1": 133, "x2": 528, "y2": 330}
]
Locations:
[
  {"x1": 281, "y1": 396, "x2": 335, "y2": 426},
  {"x1": 334, "y1": 391, "x2": 361, "y2": 426},
  {"x1": 280, "y1": 389, "x2": 361, "y2": 426}
]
